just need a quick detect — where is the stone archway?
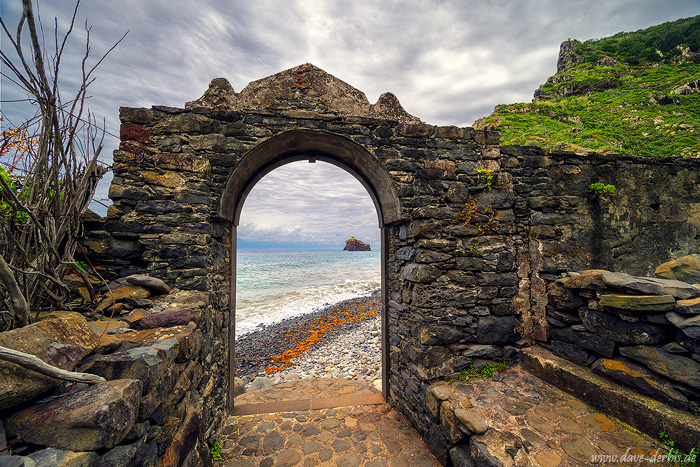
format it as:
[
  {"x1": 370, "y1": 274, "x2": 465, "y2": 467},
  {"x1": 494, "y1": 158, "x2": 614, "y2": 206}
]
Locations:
[{"x1": 218, "y1": 129, "x2": 402, "y2": 408}]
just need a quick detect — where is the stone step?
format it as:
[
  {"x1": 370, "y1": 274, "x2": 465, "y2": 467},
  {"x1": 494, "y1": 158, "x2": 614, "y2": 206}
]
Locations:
[{"x1": 521, "y1": 346, "x2": 700, "y2": 453}]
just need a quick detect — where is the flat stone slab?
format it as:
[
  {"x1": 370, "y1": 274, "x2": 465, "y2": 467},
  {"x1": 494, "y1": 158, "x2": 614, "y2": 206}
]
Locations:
[
  {"x1": 599, "y1": 294, "x2": 675, "y2": 311},
  {"x1": 522, "y1": 346, "x2": 700, "y2": 454},
  {"x1": 428, "y1": 366, "x2": 667, "y2": 466},
  {"x1": 223, "y1": 379, "x2": 439, "y2": 466}
]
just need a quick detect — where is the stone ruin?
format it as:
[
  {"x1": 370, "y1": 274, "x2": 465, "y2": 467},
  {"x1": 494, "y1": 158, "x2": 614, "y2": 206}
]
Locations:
[{"x1": 2, "y1": 63, "x2": 700, "y2": 465}]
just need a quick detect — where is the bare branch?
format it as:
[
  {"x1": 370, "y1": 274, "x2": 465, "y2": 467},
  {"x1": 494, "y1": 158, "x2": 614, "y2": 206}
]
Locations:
[{"x1": 0, "y1": 345, "x2": 106, "y2": 384}]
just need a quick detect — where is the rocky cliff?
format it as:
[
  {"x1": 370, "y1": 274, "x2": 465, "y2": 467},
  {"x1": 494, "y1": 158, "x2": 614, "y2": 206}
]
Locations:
[{"x1": 344, "y1": 237, "x2": 371, "y2": 251}]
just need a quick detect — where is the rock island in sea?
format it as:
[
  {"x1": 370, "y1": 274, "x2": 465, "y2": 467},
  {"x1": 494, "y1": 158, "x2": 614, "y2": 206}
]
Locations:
[{"x1": 344, "y1": 237, "x2": 371, "y2": 251}]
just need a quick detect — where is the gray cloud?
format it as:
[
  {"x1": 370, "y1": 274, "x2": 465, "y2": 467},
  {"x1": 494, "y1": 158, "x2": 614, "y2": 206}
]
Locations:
[{"x1": 1, "y1": 0, "x2": 697, "y2": 246}]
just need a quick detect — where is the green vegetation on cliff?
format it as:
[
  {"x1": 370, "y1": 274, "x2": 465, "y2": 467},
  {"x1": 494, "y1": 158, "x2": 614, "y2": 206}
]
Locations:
[{"x1": 475, "y1": 16, "x2": 700, "y2": 158}]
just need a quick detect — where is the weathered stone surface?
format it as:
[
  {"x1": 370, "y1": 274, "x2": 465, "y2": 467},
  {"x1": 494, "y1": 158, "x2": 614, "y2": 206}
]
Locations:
[
  {"x1": 157, "y1": 400, "x2": 201, "y2": 467},
  {"x1": 547, "y1": 280, "x2": 585, "y2": 310},
  {"x1": 676, "y1": 297, "x2": 700, "y2": 315},
  {"x1": 400, "y1": 263, "x2": 440, "y2": 283},
  {"x1": 477, "y1": 316, "x2": 520, "y2": 344},
  {"x1": 454, "y1": 407, "x2": 489, "y2": 434},
  {"x1": 550, "y1": 326, "x2": 616, "y2": 358},
  {"x1": 418, "y1": 324, "x2": 463, "y2": 346},
  {"x1": 562, "y1": 270, "x2": 608, "y2": 290},
  {"x1": 6, "y1": 379, "x2": 142, "y2": 451},
  {"x1": 656, "y1": 254, "x2": 700, "y2": 284},
  {"x1": 118, "y1": 325, "x2": 199, "y2": 362},
  {"x1": 598, "y1": 294, "x2": 676, "y2": 312},
  {"x1": 643, "y1": 277, "x2": 700, "y2": 299},
  {"x1": 620, "y1": 345, "x2": 700, "y2": 389},
  {"x1": 96, "y1": 285, "x2": 152, "y2": 312},
  {"x1": 460, "y1": 344, "x2": 504, "y2": 359},
  {"x1": 85, "y1": 339, "x2": 178, "y2": 394},
  {"x1": 139, "y1": 308, "x2": 196, "y2": 329},
  {"x1": 470, "y1": 429, "x2": 527, "y2": 467},
  {"x1": 440, "y1": 401, "x2": 465, "y2": 443},
  {"x1": 125, "y1": 274, "x2": 171, "y2": 294},
  {"x1": 450, "y1": 445, "x2": 476, "y2": 467},
  {"x1": 551, "y1": 340, "x2": 590, "y2": 366},
  {"x1": 27, "y1": 447, "x2": 99, "y2": 467},
  {"x1": 677, "y1": 315, "x2": 700, "y2": 339},
  {"x1": 580, "y1": 309, "x2": 674, "y2": 345},
  {"x1": 0, "y1": 313, "x2": 98, "y2": 410},
  {"x1": 591, "y1": 358, "x2": 688, "y2": 410}
]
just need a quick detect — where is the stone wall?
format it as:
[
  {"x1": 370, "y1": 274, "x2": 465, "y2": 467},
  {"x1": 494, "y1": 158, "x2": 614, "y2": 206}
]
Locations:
[
  {"x1": 0, "y1": 285, "x2": 211, "y2": 466},
  {"x1": 545, "y1": 267, "x2": 700, "y2": 415},
  {"x1": 73, "y1": 65, "x2": 700, "y2": 465}
]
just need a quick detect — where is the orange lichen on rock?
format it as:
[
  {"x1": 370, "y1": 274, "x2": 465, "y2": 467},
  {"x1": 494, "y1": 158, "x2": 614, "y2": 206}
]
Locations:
[{"x1": 264, "y1": 304, "x2": 379, "y2": 375}]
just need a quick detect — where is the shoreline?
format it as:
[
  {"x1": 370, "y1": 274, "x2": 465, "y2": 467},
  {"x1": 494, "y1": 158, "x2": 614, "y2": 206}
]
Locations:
[{"x1": 235, "y1": 290, "x2": 381, "y2": 381}]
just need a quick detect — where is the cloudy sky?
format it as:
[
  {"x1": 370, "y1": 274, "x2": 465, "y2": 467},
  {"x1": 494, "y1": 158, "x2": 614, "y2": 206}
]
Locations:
[{"x1": 1, "y1": 0, "x2": 698, "y2": 249}]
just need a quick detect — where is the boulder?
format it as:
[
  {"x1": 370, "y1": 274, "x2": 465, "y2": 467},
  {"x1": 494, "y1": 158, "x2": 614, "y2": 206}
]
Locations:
[
  {"x1": 579, "y1": 309, "x2": 674, "y2": 345},
  {"x1": 6, "y1": 379, "x2": 142, "y2": 451},
  {"x1": 138, "y1": 308, "x2": 196, "y2": 330},
  {"x1": 599, "y1": 294, "x2": 675, "y2": 312},
  {"x1": 656, "y1": 254, "x2": 700, "y2": 284},
  {"x1": 84, "y1": 339, "x2": 179, "y2": 395},
  {"x1": 620, "y1": 346, "x2": 700, "y2": 390},
  {"x1": 27, "y1": 448, "x2": 99, "y2": 467},
  {"x1": 591, "y1": 358, "x2": 688, "y2": 410},
  {"x1": 125, "y1": 274, "x2": 171, "y2": 295},
  {"x1": 0, "y1": 313, "x2": 98, "y2": 410}
]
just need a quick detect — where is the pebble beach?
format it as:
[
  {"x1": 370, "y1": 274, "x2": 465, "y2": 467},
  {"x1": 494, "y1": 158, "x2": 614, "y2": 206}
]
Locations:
[{"x1": 235, "y1": 291, "x2": 383, "y2": 391}]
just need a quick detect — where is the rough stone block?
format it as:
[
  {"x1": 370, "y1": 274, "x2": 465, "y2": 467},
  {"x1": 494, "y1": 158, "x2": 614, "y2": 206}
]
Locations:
[
  {"x1": 96, "y1": 285, "x2": 152, "y2": 313},
  {"x1": 477, "y1": 316, "x2": 520, "y2": 345},
  {"x1": 547, "y1": 280, "x2": 586, "y2": 311},
  {"x1": 0, "y1": 313, "x2": 98, "y2": 410},
  {"x1": 591, "y1": 358, "x2": 688, "y2": 410},
  {"x1": 455, "y1": 407, "x2": 489, "y2": 434},
  {"x1": 580, "y1": 309, "x2": 674, "y2": 345},
  {"x1": 562, "y1": 270, "x2": 609, "y2": 291},
  {"x1": 550, "y1": 326, "x2": 616, "y2": 358},
  {"x1": 620, "y1": 345, "x2": 700, "y2": 389},
  {"x1": 6, "y1": 379, "x2": 142, "y2": 452},
  {"x1": 552, "y1": 340, "x2": 591, "y2": 366},
  {"x1": 84, "y1": 339, "x2": 179, "y2": 395},
  {"x1": 676, "y1": 297, "x2": 700, "y2": 315},
  {"x1": 656, "y1": 254, "x2": 700, "y2": 284},
  {"x1": 27, "y1": 447, "x2": 100, "y2": 466}
]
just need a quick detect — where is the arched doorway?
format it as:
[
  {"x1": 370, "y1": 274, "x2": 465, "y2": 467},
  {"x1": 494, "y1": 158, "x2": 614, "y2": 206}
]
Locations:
[{"x1": 218, "y1": 129, "x2": 403, "y2": 409}]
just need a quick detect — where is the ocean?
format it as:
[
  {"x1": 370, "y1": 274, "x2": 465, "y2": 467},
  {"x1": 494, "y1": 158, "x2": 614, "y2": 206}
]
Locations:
[{"x1": 235, "y1": 249, "x2": 381, "y2": 337}]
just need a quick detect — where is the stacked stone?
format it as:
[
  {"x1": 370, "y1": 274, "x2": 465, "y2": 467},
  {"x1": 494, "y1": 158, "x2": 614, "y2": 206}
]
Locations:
[
  {"x1": 0, "y1": 282, "x2": 209, "y2": 466},
  {"x1": 544, "y1": 255, "x2": 700, "y2": 415}
]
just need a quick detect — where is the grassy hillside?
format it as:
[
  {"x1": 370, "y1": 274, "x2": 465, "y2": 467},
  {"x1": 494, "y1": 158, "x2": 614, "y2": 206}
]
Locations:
[{"x1": 475, "y1": 16, "x2": 700, "y2": 158}]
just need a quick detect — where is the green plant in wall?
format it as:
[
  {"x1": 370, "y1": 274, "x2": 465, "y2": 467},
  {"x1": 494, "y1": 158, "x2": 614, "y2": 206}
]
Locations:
[
  {"x1": 656, "y1": 432, "x2": 699, "y2": 467},
  {"x1": 456, "y1": 198, "x2": 498, "y2": 235},
  {"x1": 476, "y1": 167, "x2": 494, "y2": 191},
  {"x1": 458, "y1": 239, "x2": 483, "y2": 258},
  {"x1": 452, "y1": 358, "x2": 509, "y2": 382},
  {"x1": 210, "y1": 441, "x2": 224, "y2": 462},
  {"x1": 588, "y1": 182, "x2": 616, "y2": 196}
]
